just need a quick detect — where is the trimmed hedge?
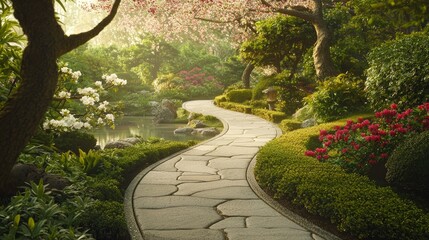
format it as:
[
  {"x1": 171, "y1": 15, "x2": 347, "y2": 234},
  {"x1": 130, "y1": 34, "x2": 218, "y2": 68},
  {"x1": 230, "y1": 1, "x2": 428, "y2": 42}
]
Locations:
[
  {"x1": 279, "y1": 119, "x2": 301, "y2": 132},
  {"x1": 255, "y1": 118, "x2": 429, "y2": 240},
  {"x1": 219, "y1": 102, "x2": 252, "y2": 114},
  {"x1": 214, "y1": 94, "x2": 227, "y2": 106},
  {"x1": 252, "y1": 108, "x2": 287, "y2": 123},
  {"x1": 225, "y1": 89, "x2": 253, "y2": 103}
]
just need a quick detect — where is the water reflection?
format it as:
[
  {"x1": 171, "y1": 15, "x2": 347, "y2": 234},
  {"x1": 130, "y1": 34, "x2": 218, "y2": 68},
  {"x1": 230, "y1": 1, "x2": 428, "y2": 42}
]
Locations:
[{"x1": 91, "y1": 116, "x2": 210, "y2": 148}]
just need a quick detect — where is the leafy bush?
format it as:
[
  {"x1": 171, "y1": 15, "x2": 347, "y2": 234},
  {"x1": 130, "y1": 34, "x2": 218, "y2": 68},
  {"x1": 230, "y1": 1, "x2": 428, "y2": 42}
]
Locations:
[
  {"x1": 219, "y1": 102, "x2": 252, "y2": 114},
  {"x1": 214, "y1": 95, "x2": 227, "y2": 105},
  {"x1": 306, "y1": 103, "x2": 429, "y2": 175},
  {"x1": 255, "y1": 117, "x2": 429, "y2": 240},
  {"x1": 252, "y1": 108, "x2": 287, "y2": 123},
  {"x1": 386, "y1": 130, "x2": 429, "y2": 196},
  {"x1": 77, "y1": 200, "x2": 129, "y2": 240},
  {"x1": 366, "y1": 33, "x2": 429, "y2": 110},
  {"x1": 88, "y1": 179, "x2": 123, "y2": 202},
  {"x1": 252, "y1": 75, "x2": 277, "y2": 100},
  {"x1": 225, "y1": 89, "x2": 253, "y2": 103},
  {"x1": 54, "y1": 131, "x2": 96, "y2": 154},
  {"x1": 279, "y1": 119, "x2": 301, "y2": 132},
  {"x1": 305, "y1": 73, "x2": 367, "y2": 122}
]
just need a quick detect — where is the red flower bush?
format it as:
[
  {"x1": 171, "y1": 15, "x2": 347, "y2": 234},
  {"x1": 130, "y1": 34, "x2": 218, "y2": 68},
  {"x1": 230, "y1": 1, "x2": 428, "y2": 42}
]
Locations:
[{"x1": 305, "y1": 103, "x2": 429, "y2": 174}]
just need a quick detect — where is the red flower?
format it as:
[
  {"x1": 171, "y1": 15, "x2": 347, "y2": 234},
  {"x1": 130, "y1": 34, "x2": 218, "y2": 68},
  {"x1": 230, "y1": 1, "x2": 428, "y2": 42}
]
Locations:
[
  {"x1": 320, "y1": 129, "x2": 328, "y2": 136},
  {"x1": 305, "y1": 150, "x2": 316, "y2": 157},
  {"x1": 390, "y1": 103, "x2": 398, "y2": 109},
  {"x1": 368, "y1": 160, "x2": 378, "y2": 166},
  {"x1": 380, "y1": 153, "x2": 389, "y2": 159}
]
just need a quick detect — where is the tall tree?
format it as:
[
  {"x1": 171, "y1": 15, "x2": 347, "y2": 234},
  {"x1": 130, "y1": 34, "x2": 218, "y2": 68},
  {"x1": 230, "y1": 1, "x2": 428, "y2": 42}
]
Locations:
[{"x1": 0, "y1": 0, "x2": 121, "y2": 195}]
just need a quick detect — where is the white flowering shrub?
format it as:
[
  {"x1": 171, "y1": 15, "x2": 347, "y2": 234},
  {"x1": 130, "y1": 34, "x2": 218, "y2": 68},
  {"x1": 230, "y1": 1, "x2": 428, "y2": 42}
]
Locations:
[{"x1": 43, "y1": 64, "x2": 127, "y2": 132}]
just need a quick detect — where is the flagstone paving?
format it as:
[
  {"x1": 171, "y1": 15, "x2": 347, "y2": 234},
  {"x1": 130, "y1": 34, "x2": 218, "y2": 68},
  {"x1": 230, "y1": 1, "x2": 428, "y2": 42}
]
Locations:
[{"x1": 125, "y1": 100, "x2": 338, "y2": 240}]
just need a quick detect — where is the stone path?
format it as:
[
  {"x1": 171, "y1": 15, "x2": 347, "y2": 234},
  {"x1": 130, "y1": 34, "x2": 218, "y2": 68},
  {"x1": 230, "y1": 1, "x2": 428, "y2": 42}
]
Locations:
[{"x1": 125, "y1": 100, "x2": 333, "y2": 240}]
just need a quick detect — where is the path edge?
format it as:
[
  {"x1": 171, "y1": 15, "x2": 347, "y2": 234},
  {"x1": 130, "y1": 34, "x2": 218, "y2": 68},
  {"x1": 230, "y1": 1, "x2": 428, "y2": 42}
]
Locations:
[
  {"x1": 124, "y1": 101, "x2": 230, "y2": 240},
  {"x1": 246, "y1": 122, "x2": 342, "y2": 240}
]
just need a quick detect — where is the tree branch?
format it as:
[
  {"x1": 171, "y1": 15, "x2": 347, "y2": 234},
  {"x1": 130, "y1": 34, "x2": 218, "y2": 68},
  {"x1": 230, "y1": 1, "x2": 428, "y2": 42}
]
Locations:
[
  {"x1": 260, "y1": 0, "x2": 316, "y2": 23},
  {"x1": 58, "y1": 0, "x2": 121, "y2": 56}
]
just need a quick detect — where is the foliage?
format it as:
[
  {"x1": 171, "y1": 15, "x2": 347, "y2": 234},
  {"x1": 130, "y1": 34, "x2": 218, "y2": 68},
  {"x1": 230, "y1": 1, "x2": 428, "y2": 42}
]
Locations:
[
  {"x1": 77, "y1": 200, "x2": 128, "y2": 240},
  {"x1": 78, "y1": 149, "x2": 102, "y2": 175},
  {"x1": 0, "y1": 181, "x2": 93, "y2": 239},
  {"x1": 306, "y1": 103, "x2": 429, "y2": 175},
  {"x1": 252, "y1": 108, "x2": 287, "y2": 123},
  {"x1": 88, "y1": 179, "x2": 123, "y2": 202},
  {"x1": 219, "y1": 102, "x2": 252, "y2": 114},
  {"x1": 386, "y1": 130, "x2": 429, "y2": 197},
  {"x1": 213, "y1": 95, "x2": 227, "y2": 106},
  {"x1": 275, "y1": 71, "x2": 313, "y2": 115},
  {"x1": 279, "y1": 119, "x2": 301, "y2": 133},
  {"x1": 255, "y1": 116, "x2": 429, "y2": 240},
  {"x1": 366, "y1": 33, "x2": 429, "y2": 110},
  {"x1": 225, "y1": 89, "x2": 252, "y2": 103},
  {"x1": 240, "y1": 14, "x2": 314, "y2": 73},
  {"x1": 54, "y1": 131, "x2": 97, "y2": 154},
  {"x1": 305, "y1": 73, "x2": 367, "y2": 122},
  {"x1": 252, "y1": 74, "x2": 277, "y2": 100}
]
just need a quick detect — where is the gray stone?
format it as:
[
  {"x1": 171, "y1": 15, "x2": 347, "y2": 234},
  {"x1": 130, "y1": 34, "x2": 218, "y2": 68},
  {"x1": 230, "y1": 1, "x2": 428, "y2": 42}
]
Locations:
[
  {"x1": 207, "y1": 146, "x2": 260, "y2": 157},
  {"x1": 210, "y1": 217, "x2": 246, "y2": 229},
  {"x1": 104, "y1": 140, "x2": 133, "y2": 149},
  {"x1": 143, "y1": 229, "x2": 224, "y2": 240},
  {"x1": 192, "y1": 127, "x2": 219, "y2": 136},
  {"x1": 178, "y1": 174, "x2": 220, "y2": 182},
  {"x1": 136, "y1": 206, "x2": 222, "y2": 230},
  {"x1": 134, "y1": 196, "x2": 224, "y2": 209},
  {"x1": 246, "y1": 216, "x2": 306, "y2": 229},
  {"x1": 225, "y1": 228, "x2": 313, "y2": 240},
  {"x1": 175, "y1": 180, "x2": 248, "y2": 196},
  {"x1": 134, "y1": 184, "x2": 177, "y2": 197},
  {"x1": 219, "y1": 169, "x2": 246, "y2": 180},
  {"x1": 208, "y1": 158, "x2": 250, "y2": 169},
  {"x1": 140, "y1": 171, "x2": 182, "y2": 185},
  {"x1": 188, "y1": 120, "x2": 208, "y2": 128},
  {"x1": 121, "y1": 137, "x2": 143, "y2": 145},
  {"x1": 174, "y1": 127, "x2": 194, "y2": 134},
  {"x1": 192, "y1": 187, "x2": 258, "y2": 200},
  {"x1": 175, "y1": 161, "x2": 217, "y2": 174},
  {"x1": 180, "y1": 155, "x2": 215, "y2": 161},
  {"x1": 217, "y1": 200, "x2": 281, "y2": 217},
  {"x1": 301, "y1": 118, "x2": 317, "y2": 128},
  {"x1": 153, "y1": 156, "x2": 181, "y2": 171}
]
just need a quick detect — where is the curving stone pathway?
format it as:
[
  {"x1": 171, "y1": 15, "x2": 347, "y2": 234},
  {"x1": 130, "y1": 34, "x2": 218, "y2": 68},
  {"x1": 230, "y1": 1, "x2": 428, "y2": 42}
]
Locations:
[{"x1": 125, "y1": 100, "x2": 336, "y2": 240}]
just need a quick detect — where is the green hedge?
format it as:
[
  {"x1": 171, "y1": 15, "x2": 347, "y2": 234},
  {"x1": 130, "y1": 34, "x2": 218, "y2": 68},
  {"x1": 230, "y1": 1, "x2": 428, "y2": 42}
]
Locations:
[
  {"x1": 219, "y1": 102, "x2": 252, "y2": 114},
  {"x1": 252, "y1": 108, "x2": 287, "y2": 123},
  {"x1": 214, "y1": 95, "x2": 227, "y2": 105},
  {"x1": 279, "y1": 119, "x2": 301, "y2": 132},
  {"x1": 225, "y1": 89, "x2": 253, "y2": 103},
  {"x1": 255, "y1": 118, "x2": 429, "y2": 240}
]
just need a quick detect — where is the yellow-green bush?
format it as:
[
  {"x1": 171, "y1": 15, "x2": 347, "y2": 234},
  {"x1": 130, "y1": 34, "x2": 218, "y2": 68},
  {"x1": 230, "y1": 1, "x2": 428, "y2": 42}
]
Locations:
[
  {"x1": 214, "y1": 95, "x2": 227, "y2": 105},
  {"x1": 219, "y1": 102, "x2": 252, "y2": 114},
  {"x1": 255, "y1": 118, "x2": 429, "y2": 240},
  {"x1": 252, "y1": 108, "x2": 287, "y2": 123},
  {"x1": 279, "y1": 119, "x2": 301, "y2": 132},
  {"x1": 225, "y1": 89, "x2": 253, "y2": 103}
]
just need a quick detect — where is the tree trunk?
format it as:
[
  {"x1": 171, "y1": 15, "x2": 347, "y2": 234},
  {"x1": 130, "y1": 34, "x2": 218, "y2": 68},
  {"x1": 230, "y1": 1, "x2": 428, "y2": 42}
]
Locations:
[
  {"x1": 0, "y1": 0, "x2": 120, "y2": 196},
  {"x1": 312, "y1": 21, "x2": 338, "y2": 80},
  {"x1": 241, "y1": 63, "x2": 254, "y2": 89}
]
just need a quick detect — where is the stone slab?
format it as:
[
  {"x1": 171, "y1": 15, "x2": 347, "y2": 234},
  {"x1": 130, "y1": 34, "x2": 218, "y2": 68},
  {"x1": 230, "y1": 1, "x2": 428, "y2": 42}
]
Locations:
[
  {"x1": 208, "y1": 158, "x2": 250, "y2": 169},
  {"x1": 140, "y1": 171, "x2": 182, "y2": 185},
  {"x1": 217, "y1": 200, "x2": 281, "y2": 217},
  {"x1": 192, "y1": 186, "x2": 258, "y2": 200},
  {"x1": 224, "y1": 228, "x2": 313, "y2": 240},
  {"x1": 134, "y1": 184, "x2": 177, "y2": 197},
  {"x1": 219, "y1": 169, "x2": 246, "y2": 180},
  {"x1": 207, "y1": 146, "x2": 260, "y2": 157},
  {"x1": 143, "y1": 229, "x2": 225, "y2": 240},
  {"x1": 175, "y1": 180, "x2": 248, "y2": 196},
  {"x1": 178, "y1": 174, "x2": 221, "y2": 182},
  {"x1": 153, "y1": 156, "x2": 181, "y2": 171},
  {"x1": 210, "y1": 217, "x2": 246, "y2": 229},
  {"x1": 136, "y1": 206, "x2": 222, "y2": 230},
  {"x1": 175, "y1": 161, "x2": 218, "y2": 174},
  {"x1": 134, "y1": 196, "x2": 225, "y2": 209},
  {"x1": 180, "y1": 155, "x2": 215, "y2": 161},
  {"x1": 246, "y1": 216, "x2": 306, "y2": 230}
]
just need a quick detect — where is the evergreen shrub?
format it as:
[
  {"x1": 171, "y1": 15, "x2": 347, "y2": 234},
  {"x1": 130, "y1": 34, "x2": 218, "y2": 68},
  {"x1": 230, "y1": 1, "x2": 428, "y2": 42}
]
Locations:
[
  {"x1": 54, "y1": 131, "x2": 97, "y2": 154},
  {"x1": 225, "y1": 89, "x2": 252, "y2": 103}
]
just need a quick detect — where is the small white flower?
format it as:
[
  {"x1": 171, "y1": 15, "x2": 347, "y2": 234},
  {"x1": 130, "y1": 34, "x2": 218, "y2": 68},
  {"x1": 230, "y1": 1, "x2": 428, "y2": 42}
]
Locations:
[
  {"x1": 80, "y1": 96, "x2": 95, "y2": 106},
  {"x1": 73, "y1": 121, "x2": 84, "y2": 130},
  {"x1": 97, "y1": 118, "x2": 104, "y2": 125},
  {"x1": 57, "y1": 91, "x2": 71, "y2": 99},
  {"x1": 60, "y1": 109, "x2": 70, "y2": 116},
  {"x1": 61, "y1": 67, "x2": 69, "y2": 73},
  {"x1": 105, "y1": 114, "x2": 115, "y2": 122},
  {"x1": 83, "y1": 122, "x2": 92, "y2": 129},
  {"x1": 95, "y1": 81, "x2": 103, "y2": 88}
]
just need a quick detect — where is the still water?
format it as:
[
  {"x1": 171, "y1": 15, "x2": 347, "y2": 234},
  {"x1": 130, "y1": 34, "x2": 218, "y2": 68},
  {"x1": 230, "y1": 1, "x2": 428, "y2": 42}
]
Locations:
[{"x1": 91, "y1": 116, "x2": 211, "y2": 148}]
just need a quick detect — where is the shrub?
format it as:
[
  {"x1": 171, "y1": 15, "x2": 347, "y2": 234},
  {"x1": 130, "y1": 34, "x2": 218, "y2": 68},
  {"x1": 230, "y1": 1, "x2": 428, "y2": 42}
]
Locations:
[
  {"x1": 305, "y1": 103, "x2": 429, "y2": 175},
  {"x1": 252, "y1": 108, "x2": 287, "y2": 123},
  {"x1": 225, "y1": 89, "x2": 253, "y2": 103},
  {"x1": 255, "y1": 117, "x2": 429, "y2": 240},
  {"x1": 219, "y1": 102, "x2": 252, "y2": 114},
  {"x1": 386, "y1": 130, "x2": 429, "y2": 196},
  {"x1": 305, "y1": 73, "x2": 367, "y2": 122},
  {"x1": 77, "y1": 200, "x2": 129, "y2": 240},
  {"x1": 214, "y1": 95, "x2": 227, "y2": 105},
  {"x1": 366, "y1": 33, "x2": 429, "y2": 110},
  {"x1": 89, "y1": 179, "x2": 123, "y2": 202},
  {"x1": 54, "y1": 131, "x2": 96, "y2": 154},
  {"x1": 252, "y1": 75, "x2": 277, "y2": 100},
  {"x1": 279, "y1": 119, "x2": 301, "y2": 132}
]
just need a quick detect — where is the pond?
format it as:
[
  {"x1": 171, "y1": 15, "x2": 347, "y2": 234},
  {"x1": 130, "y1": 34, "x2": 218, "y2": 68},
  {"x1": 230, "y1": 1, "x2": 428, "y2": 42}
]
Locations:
[{"x1": 90, "y1": 116, "x2": 212, "y2": 148}]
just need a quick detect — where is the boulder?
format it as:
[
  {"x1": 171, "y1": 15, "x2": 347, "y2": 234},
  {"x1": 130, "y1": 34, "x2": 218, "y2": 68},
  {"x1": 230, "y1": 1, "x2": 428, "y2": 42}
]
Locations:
[
  {"x1": 301, "y1": 118, "x2": 317, "y2": 128},
  {"x1": 121, "y1": 137, "x2": 143, "y2": 145},
  {"x1": 104, "y1": 140, "x2": 134, "y2": 149},
  {"x1": 188, "y1": 120, "x2": 208, "y2": 128},
  {"x1": 192, "y1": 127, "x2": 219, "y2": 137},
  {"x1": 174, "y1": 127, "x2": 195, "y2": 135}
]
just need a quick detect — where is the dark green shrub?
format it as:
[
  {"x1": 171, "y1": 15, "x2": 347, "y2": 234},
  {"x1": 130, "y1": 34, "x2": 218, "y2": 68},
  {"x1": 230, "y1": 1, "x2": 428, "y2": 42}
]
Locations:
[
  {"x1": 54, "y1": 131, "x2": 96, "y2": 154},
  {"x1": 386, "y1": 131, "x2": 429, "y2": 196},
  {"x1": 252, "y1": 75, "x2": 277, "y2": 100},
  {"x1": 77, "y1": 200, "x2": 129, "y2": 240},
  {"x1": 89, "y1": 179, "x2": 123, "y2": 202},
  {"x1": 366, "y1": 33, "x2": 429, "y2": 110},
  {"x1": 306, "y1": 73, "x2": 367, "y2": 122},
  {"x1": 279, "y1": 119, "x2": 301, "y2": 132},
  {"x1": 225, "y1": 89, "x2": 252, "y2": 103},
  {"x1": 255, "y1": 117, "x2": 429, "y2": 240}
]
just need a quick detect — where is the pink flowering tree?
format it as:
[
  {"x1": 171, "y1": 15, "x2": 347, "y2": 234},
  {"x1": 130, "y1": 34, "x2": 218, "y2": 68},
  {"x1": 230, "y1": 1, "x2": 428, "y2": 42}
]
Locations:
[{"x1": 305, "y1": 103, "x2": 429, "y2": 177}]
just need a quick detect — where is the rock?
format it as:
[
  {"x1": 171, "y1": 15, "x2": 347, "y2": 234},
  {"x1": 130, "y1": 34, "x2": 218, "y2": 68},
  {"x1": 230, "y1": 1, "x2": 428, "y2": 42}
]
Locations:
[
  {"x1": 104, "y1": 140, "x2": 134, "y2": 149},
  {"x1": 192, "y1": 127, "x2": 219, "y2": 137},
  {"x1": 188, "y1": 120, "x2": 208, "y2": 128},
  {"x1": 121, "y1": 137, "x2": 143, "y2": 145},
  {"x1": 153, "y1": 99, "x2": 178, "y2": 123},
  {"x1": 174, "y1": 127, "x2": 195, "y2": 135},
  {"x1": 43, "y1": 174, "x2": 71, "y2": 190},
  {"x1": 301, "y1": 118, "x2": 317, "y2": 128}
]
